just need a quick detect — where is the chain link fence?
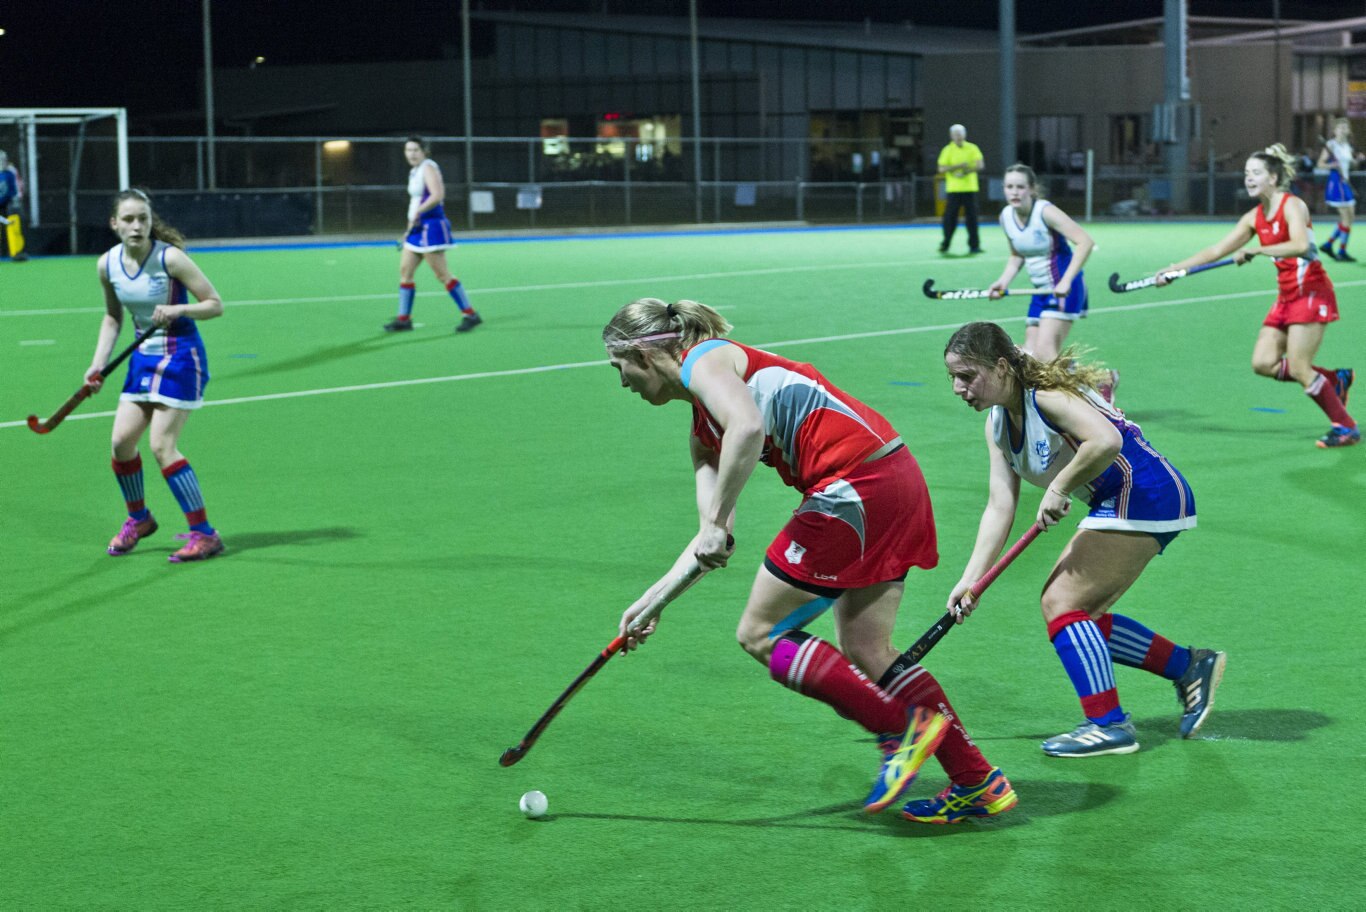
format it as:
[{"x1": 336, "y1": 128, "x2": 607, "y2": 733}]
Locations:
[{"x1": 11, "y1": 132, "x2": 1345, "y2": 249}]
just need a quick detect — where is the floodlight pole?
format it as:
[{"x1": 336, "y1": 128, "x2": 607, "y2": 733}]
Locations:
[
  {"x1": 1163, "y1": 0, "x2": 1190, "y2": 212},
  {"x1": 690, "y1": 0, "x2": 703, "y2": 223},
  {"x1": 999, "y1": 0, "x2": 1016, "y2": 169},
  {"x1": 463, "y1": 0, "x2": 475, "y2": 229},
  {"x1": 203, "y1": 0, "x2": 217, "y2": 190}
]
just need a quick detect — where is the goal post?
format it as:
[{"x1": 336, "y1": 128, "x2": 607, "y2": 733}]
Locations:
[{"x1": 0, "y1": 107, "x2": 129, "y2": 252}]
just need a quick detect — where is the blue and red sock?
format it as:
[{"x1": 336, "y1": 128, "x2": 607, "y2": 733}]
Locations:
[
  {"x1": 112, "y1": 455, "x2": 150, "y2": 522},
  {"x1": 397, "y1": 282, "x2": 416, "y2": 320},
  {"x1": 1339, "y1": 224, "x2": 1351, "y2": 251},
  {"x1": 1048, "y1": 611, "x2": 1126, "y2": 725},
  {"x1": 1095, "y1": 613, "x2": 1190, "y2": 680},
  {"x1": 161, "y1": 459, "x2": 214, "y2": 534},
  {"x1": 445, "y1": 278, "x2": 474, "y2": 314}
]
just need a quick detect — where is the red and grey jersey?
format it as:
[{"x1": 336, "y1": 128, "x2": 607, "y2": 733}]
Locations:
[
  {"x1": 1253, "y1": 193, "x2": 1332, "y2": 302},
  {"x1": 682, "y1": 339, "x2": 902, "y2": 495}
]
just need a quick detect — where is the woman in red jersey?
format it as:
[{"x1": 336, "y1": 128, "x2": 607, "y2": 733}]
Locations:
[
  {"x1": 601, "y1": 297, "x2": 1016, "y2": 825},
  {"x1": 1155, "y1": 143, "x2": 1357, "y2": 448}
]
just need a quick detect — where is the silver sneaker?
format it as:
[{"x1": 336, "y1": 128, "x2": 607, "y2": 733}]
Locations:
[
  {"x1": 1175, "y1": 648, "x2": 1226, "y2": 738},
  {"x1": 1042, "y1": 717, "x2": 1140, "y2": 758}
]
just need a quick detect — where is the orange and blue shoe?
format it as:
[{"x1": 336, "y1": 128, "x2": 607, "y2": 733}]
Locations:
[
  {"x1": 108, "y1": 514, "x2": 158, "y2": 556},
  {"x1": 902, "y1": 767, "x2": 1018, "y2": 825},
  {"x1": 864, "y1": 706, "x2": 949, "y2": 814},
  {"x1": 1316, "y1": 425, "x2": 1361, "y2": 449},
  {"x1": 1332, "y1": 368, "x2": 1354, "y2": 406},
  {"x1": 168, "y1": 530, "x2": 225, "y2": 563}
]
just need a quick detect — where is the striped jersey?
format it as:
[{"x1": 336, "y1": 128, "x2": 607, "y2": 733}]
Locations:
[
  {"x1": 999, "y1": 200, "x2": 1072, "y2": 289},
  {"x1": 408, "y1": 159, "x2": 446, "y2": 222},
  {"x1": 1253, "y1": 193, "x2": 1332, "y2": 302},
  {"x1": 682, "y1": 339, "x2": 902, "y2": 495},
  {"x1": 990, "y1": 387, "x2": 1195, "y2": 532},
  {"x1": 102, "y1": 241, "x2": 198, "y2": 357}
]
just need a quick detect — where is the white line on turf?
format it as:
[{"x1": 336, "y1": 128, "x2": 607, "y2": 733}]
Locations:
[
  {"x1": 19, "y1": 340, "x2": 56, "y2": 346},
  {"x1": 0, "y1": 258, "x2": 950, "y2": 318},
  {"x1": 0, "y1": 284, "x2": 1301, "y2": 431}
]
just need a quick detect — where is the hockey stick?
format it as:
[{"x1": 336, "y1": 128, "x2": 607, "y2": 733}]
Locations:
[
  {"x1": 499, "y1": 538, "x2": 731, "y2": 767},
  {"x1": 1107, "y1": 258, "x2": 1235, "y2": 294},
  {"x1": 922, "y1": 278, "x2": 1059, "y2": 300},
  {"x1": 26, "y1": 324, "x2": 160, "y2": 435},
  {"x1": 898, "y1": 522, "x2": 1045, "y2": 665},
  {"x1": 0, "y1": 213, "x2": 10, "y2": 226}
]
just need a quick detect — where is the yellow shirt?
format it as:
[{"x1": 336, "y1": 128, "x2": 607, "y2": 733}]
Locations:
[{"x1": 938, "y1": 141, "x2": 983, "y2": 193}]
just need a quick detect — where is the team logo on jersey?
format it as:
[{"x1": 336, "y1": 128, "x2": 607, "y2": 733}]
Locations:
[
  {"x1": 147, "y1": 275, "x2": 167, "y2": 295},
  {"x1": 784, "y1": 540, "x2": 806, "y2": 565},
  {"x1": 1035, "y1": 439, "x2": 1055, "y2": 468}
]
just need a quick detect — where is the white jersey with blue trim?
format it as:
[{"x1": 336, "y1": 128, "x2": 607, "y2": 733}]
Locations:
[
  {"x1": 1326, "y1": 139, "x2": 1354, "y2": 179},
  {"x1": 408, "y1": 159, "x2": 445, "y2": 221},
  {"x1": 1000, "y1": 200, "x2": 1072, "y2": 289},
  {"x1": 990, "y1": 387, "x2": 1196, "y2": 533},
  {"x1": 103, "y1": 241, "x2": 197, "y2": 357}
]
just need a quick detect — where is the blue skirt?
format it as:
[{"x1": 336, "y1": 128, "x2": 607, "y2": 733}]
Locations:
[{"x1": 120, "y1": 341, "x2": 209, "y2": 410}]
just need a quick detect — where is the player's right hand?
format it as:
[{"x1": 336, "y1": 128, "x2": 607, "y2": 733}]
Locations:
[
  {"x1": 619, "y1": 595, "x2": 661, "y2": 652},
  {"x1": 84, "y1": 367, "x2": 104, "y2": 393},
  {"x1": 987, "y1": 281, "x2": 1007, "y2": 300},
  {"x1": 947, "y1": 580, "x2": 977, "y2": 624},
  {"x1": 1154, "y1": 265, "x2": 1177, "y2": 286}
]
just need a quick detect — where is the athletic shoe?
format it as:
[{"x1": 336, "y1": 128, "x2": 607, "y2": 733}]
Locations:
[
  {"x1": 1174, "y1": 648, "x2": 1227, "y2": 738},
  {"x1": 168, "y1": 531, "x2": 225, "y2": 563},
  {"x1": 968, "y1": 247, "x2": 985, "y2": 255},
  {"x1": 1320, "y1": 240, "x2": 1337, "y2": 258},
  {"x1": 1333, "y1": 368, "x2": 1354, "y2": 406},
  {"x1": 938, "y1": 242, "x2": 949, "y2": 253},
  {"x1": 1316, "y1": 425, "x2": 1362, "y2": 448},
  {"x1": 901, "y1": 767, "x2": 1018, "y2": 825},
  {"x1": 1337, "y1": 250, "x2": 1358, "y2": 262},
  {"x1": 108, "y1": 514, "x2": 158, "y2": 556},
  {"x1": 1041, "y1": 716, "x2": 1139, "y2": 757},
  {"x1": 12, "y1": 252, "x2": 28, "y2": 262},
  {"x1": 864, "y1": 705, "x2": 949, "y2": 814},
  {"x1": 382, "y1": 318, "x2": 414, "y2": 332},
  {"x1": 455, "y1": 313, "x2": 483, "y2": 333}
]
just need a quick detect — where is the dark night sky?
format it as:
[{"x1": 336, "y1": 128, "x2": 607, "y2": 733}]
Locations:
[{"x1": 2, "y1": 1, "x2": 1363, "y2": 123}]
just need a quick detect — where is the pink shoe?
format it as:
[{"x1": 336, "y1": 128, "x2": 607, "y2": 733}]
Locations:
[
  {"x1": 108, "y1": 515, "x2": 158, "y2": 555},
  {"x1": 168, "y1": 530, "x2": 225, "y2": 563}
]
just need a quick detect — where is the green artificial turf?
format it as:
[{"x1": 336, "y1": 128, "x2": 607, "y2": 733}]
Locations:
[{"x1": 2, "y1": 224, "x2": 1363, "y2": 909}]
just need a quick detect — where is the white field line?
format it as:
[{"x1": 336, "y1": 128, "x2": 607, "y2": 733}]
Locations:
[
  {"x1": 0, "y1": 285, "x2": 1288, "y2": 431},
  {"x1": 19, "y1": 339, "x2": 56, "y2": 346},
  {"x1": 0, "y1": 258, "x2": 952, "y2": 318}
]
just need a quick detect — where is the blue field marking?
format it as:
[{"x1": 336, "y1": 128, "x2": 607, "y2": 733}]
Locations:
[
  {"x1": 1250, "y1": 407, "x2": 1287, "y2": 413},
  {"x1": 188, "y1": 222, "x2": 938, "y2": 254},
  {"x1": 889, "y1": 381, "x2": 924, "y2": 387}
]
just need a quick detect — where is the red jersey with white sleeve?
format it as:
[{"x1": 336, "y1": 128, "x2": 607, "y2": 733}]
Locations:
[
  {"x1": 682, "y1": 339, "x2": 902, "y2": 495},
  {"x1": 1253, "y1": 193, "x2": 1334, "y2": 303}
]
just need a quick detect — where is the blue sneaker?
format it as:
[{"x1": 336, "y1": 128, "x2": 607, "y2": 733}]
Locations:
[
  {"x1": 901, "y1": 767, "x2": 1018, "y2": 825},
  {"x1": 1041, "y1": 716, "x2": 1139, "y2": 757},
  {"x1": 1333, "y1": 368, "x2": 1354, "y2": 406},
  {"x1": 1316, "y1": 425, "x2": 1361, "y2": 449},
  {"x1": 1175, "y1": 648, "x2": 1226, "y2": 738},
  {"x1": 864, "y1": 705, "x2": 949, "y2": 814}
]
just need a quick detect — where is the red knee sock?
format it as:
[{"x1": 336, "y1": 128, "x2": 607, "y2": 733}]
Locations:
[
  {"x1": 1306, "y1": 373, "x2": 1356, "y2": 428},
  {"x1": 769, "y1": 632, "x2": 904, "y2": 735},
  {"x1": 878, "y1": 662, "x2": 994, "y2": 786}
]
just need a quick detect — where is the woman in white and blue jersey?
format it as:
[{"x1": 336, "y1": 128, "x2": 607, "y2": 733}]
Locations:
[
  {"x1": 942, "y1": 322, "x2": 1224, "y2": 760},
  {"x1": 85, "y1": 189, "x2": 225, "y2": 563},
  {"x1": 988, "y1": 164, "x2": 1095, "y2": 364},
  {"x1": 1316, "y1": 118, "x2": 1362, "y2": 261},
  {"x1": 383, "y1": 136, "x2": 482, "y2": 333}
]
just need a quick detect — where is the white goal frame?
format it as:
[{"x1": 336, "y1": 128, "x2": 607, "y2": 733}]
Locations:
[{"x1": 0, "y1": 107, "x2": 129, "y2": 230}]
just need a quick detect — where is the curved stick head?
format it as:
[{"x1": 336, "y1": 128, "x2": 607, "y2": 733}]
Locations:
[
  {"x1": 499, "y1": 746, "x2": 526, "y2": 767},
  {"x1": 922, "y1": 278, "x2": 938, "y2": 299},
  {"x1": 26, "y1": 415, "x2": 50, "y2": 435},
  {"x1": 1107, "y1": 272, "x2": 1124, "y2": 293}
]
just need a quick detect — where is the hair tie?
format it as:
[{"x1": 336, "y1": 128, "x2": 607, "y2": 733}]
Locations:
[{"x1": 665, "y1": 303, "x2": 677, "y2": 320}]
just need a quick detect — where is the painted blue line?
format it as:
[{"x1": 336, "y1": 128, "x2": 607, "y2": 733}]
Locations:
[
  {"x1": 1249, "y1": 407, "x2": 1286, "y2": 413},
  {"x1": 187, "y1": 222, "x2": 937, "y2": 254}
]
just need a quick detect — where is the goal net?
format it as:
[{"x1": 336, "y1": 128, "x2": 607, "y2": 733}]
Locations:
[{"x1": 0, "y1": 108, "x2": 129, "y2": 253}]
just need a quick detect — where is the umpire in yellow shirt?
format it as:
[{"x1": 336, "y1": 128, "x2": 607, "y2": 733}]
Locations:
[{"x1": 937, "y1": 124, "x2": 985, "y2": 254}]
